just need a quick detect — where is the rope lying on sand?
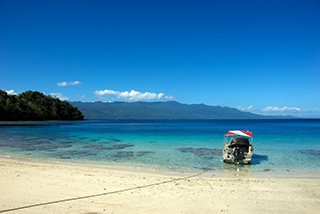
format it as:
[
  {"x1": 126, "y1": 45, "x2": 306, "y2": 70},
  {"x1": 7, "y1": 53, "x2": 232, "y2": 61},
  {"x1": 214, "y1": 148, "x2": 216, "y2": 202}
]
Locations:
[{"x1": 0, "y1": 170, "x2": 209, "y2": 213}]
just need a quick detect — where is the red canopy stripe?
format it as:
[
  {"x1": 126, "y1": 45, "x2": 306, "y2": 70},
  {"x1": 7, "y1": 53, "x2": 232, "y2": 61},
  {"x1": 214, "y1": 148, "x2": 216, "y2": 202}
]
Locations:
[{"x1": 225, "y1": 130, "x2": 252, "y2": 137}]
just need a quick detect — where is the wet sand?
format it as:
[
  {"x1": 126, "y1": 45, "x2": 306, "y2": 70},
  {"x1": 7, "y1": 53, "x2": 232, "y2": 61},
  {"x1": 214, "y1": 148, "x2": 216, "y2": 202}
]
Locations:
[{"x1": 0, "y1": 157, "x2": 319, "y2": 214}]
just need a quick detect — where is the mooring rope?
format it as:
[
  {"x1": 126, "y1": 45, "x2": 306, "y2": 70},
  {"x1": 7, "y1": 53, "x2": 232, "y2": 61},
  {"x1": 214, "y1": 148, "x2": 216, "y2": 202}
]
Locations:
[{"x1": 0, "y1": 170, "x2": 209, "y2": 213}]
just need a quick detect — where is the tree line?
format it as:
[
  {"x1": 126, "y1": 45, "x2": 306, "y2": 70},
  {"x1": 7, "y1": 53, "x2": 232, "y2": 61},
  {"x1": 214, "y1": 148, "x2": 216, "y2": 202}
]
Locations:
[{"x1": 0, "y1": 90, "x2": 84, "y2": 121}]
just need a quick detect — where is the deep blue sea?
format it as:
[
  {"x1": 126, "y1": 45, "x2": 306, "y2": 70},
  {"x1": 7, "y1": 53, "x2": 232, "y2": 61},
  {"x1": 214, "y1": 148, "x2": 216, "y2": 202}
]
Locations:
[{"x1": 1, "y1": 119, "x2": 320, "y2": 175}]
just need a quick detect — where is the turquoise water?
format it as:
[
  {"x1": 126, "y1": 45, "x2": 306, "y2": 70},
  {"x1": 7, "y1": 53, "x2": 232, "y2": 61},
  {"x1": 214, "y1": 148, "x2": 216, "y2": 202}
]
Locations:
[{"x1": 0, "y1": 119, "x2": 320, "y2": 175}]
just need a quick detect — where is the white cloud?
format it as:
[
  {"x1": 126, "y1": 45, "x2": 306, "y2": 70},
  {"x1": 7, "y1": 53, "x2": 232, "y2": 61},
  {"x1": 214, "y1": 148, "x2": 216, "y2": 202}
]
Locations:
[
  {"x1": 226, "y1": 103, "x2": 318, "y2": 117},
  {"x1": 94, "y1": 89, "x2": 174, "y2": 102},
  {"x1": 236, "y1": 105, "x2": 303, "y2": 113},
  {"x1": 57, "y1": 81, "x2": 82, "y2": 87},
  {"x1": 258, "y1": 106, "x2": 320, "y2": 117},
  {"x1": 71, "y1": 81, "x2": 82, "y2": 85},
  {"x1": 57, "y1": 82, "x2": 68, "y2": 86},
  {"x1": 50, "y1": 92, "x2": 70, "y2": 101},
  {"x1": 5, "y1": 89, "x2": 18, "y2": 95},
  {"x1": 236, "y1": 105, "x2": 254, "y2": 112},
  {"x1": 261, "y1": 106, "x2": 302, "y2": 113}
]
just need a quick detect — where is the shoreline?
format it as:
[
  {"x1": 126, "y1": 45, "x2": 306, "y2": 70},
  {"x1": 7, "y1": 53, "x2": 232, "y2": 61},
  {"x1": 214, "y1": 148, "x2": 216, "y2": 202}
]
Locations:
[
  {"x1": 1, "y1": 154, "x2": 320, "y2": 179},
  {"x1": 1, "y1": 157, "x2": 320, "y2": 214},
  {"x1": 0, "y1": 155, "x2": 192, "y2": 179}
]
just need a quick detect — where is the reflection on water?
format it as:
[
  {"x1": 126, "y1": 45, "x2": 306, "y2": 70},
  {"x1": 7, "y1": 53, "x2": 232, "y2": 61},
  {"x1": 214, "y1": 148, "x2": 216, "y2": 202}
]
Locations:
[{"x1": 222, "y1": 162, "x2": 253, "y2": 177}]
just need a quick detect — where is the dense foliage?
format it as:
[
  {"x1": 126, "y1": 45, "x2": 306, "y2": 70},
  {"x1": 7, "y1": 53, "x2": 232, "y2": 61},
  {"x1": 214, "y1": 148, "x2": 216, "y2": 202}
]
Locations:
[{"x1": 0, "y1": 90, "x2": 84, "y2": 121}]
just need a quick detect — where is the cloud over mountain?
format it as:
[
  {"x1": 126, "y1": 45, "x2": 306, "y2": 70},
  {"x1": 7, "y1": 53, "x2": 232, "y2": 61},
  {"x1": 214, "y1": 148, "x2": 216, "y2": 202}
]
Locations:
[
  {"x1": 260, "y1": 106, "x2": 302, "y2": 113},
  {"x1": 236, "y1": 105, "x2": 254, "y2": 112},
  {"x1": 5, "y1": 89, "x2": 18, "y2": 95},
  {"x1": 235, "y1": 105, "x2": 319, "y2": 117},
  {"x1": 50, "y1": 92, "x2": 70, "y2": 101},
  {"x1": 94, "y1": 89, "x2": 174, "y2": 102}
]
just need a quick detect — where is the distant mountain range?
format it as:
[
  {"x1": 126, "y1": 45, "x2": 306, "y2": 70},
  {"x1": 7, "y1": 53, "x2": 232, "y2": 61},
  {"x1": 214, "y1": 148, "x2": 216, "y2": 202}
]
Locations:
[{"x1": 70, "y1": 101, "x2": 289, "y2": 120}]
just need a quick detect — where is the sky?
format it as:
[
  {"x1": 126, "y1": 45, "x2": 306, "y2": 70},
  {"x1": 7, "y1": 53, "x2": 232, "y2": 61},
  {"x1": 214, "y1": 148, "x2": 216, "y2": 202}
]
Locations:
[{"x1": 1, "y1": 0, "x2": 319, "y2": 117}]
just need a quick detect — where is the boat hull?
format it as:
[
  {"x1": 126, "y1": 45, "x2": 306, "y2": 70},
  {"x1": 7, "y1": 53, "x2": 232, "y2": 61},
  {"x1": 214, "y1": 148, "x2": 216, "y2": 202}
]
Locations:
[{"x1": 222, "y1": 150, "x2": 253, "y2": 164}]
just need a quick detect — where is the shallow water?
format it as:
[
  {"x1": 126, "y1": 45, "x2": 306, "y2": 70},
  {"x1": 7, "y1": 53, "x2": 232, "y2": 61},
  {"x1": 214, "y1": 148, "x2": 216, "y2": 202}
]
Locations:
[{"x1": 0, "y1": 119, "x2": 319, "y2": 175}]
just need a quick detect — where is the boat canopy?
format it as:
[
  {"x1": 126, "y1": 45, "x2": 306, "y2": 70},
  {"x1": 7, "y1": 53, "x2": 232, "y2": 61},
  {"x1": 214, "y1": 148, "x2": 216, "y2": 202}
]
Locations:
[{"x1": 225, "y1": 130, "x2": 252, "y2": 138}]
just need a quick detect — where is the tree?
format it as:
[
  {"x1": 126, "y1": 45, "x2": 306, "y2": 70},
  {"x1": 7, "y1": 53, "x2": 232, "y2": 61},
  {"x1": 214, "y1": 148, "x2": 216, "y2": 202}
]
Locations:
[{"x1": 0, "y1": 90, "x2": 84, "y2": 121}]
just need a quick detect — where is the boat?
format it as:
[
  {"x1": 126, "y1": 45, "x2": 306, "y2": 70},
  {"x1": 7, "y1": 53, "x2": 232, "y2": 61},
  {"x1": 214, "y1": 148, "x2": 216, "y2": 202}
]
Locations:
[{"x1": 222, "y1": 130, "x2": 253, "y2": 165}]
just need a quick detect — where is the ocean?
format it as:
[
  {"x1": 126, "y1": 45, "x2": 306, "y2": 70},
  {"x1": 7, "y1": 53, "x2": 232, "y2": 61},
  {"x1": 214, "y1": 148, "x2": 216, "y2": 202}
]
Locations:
[{"x1": 0, "y1": 119, "x2": 319, "y2": 176}]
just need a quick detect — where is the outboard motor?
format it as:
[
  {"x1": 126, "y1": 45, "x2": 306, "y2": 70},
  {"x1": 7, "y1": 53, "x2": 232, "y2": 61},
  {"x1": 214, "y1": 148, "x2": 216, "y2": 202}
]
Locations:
[
  {"x1": 234, "y1": 146, "x2": 245, "y2": 165},
  {"x1": 234, "y1": 147, "x2": 240, "y2": 165}
]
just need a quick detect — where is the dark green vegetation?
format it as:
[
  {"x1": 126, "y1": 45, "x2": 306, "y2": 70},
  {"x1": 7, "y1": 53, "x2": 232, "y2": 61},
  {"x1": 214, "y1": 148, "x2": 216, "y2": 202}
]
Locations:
[
  {"x1": 70, "y1": 101, "x2": 279, "y2": 120},
  {"x1": 0, "y1": 90, "x2": 84, "y2": 121}
]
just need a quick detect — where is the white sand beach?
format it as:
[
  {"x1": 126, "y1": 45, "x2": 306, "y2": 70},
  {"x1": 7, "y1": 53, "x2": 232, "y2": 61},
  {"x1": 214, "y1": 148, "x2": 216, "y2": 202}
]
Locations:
[{"x1": 0, "y1": 157, "x2": 319, "y2": 214}]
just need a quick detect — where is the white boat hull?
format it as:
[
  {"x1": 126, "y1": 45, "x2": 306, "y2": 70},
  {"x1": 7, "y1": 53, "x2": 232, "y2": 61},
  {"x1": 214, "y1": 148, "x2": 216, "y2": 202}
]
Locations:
[
  {"x1": 222, "y1": 147, "x2": 253, "y2": 164},
  {"x1": 222, "y1": 151, "x2": 253, "y2": 164}
]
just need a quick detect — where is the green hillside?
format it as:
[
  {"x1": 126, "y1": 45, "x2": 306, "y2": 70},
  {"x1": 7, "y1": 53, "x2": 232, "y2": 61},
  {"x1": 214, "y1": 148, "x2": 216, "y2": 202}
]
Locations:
[{"x1": 0, "y1": 90, "x2": 84, "y2": 121}]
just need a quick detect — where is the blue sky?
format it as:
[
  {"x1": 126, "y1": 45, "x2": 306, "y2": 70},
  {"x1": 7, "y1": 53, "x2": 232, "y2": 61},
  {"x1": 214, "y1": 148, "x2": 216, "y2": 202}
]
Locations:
[{"x1": 1, "y1": 0, "x2": 319, "y2": 117}]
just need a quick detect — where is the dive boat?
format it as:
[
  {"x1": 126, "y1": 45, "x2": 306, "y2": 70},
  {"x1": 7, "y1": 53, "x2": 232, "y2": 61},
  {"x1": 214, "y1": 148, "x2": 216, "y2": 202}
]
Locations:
[{"x1": 222, "y1": 130, "x2": 253, "y2": 165}]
